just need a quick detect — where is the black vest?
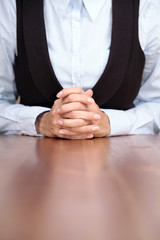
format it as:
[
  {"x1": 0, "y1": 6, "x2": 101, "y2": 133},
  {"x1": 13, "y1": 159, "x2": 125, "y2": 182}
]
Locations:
[{"x1": 14, "y1": 0, "x2": 145, "y2": 110}]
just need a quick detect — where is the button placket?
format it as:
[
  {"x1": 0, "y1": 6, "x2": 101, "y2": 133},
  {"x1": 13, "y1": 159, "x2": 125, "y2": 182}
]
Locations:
[{"x1": 71, "y1": 0, "x2": 82, "y2": 87}]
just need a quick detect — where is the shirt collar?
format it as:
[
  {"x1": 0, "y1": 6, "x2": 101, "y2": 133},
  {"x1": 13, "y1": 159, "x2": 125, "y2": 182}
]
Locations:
[
  {"x1": 51, "y1": 0, "x2": 107, "y2": 21},
  {"x1": 51, "y1": 0, "x2": 70, "y2": 19},
  {"x1": 83, "y1": 0, "x2": 107, "y2": 22}
]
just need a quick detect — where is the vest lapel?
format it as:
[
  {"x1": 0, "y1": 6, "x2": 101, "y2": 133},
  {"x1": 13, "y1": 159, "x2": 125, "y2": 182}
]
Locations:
[
  {"x1": 22, "y1": 0, "x2": 62, "y2": 103},
  {"x1": 92, "y1": 0, "x2": 134, "y2": 106}
]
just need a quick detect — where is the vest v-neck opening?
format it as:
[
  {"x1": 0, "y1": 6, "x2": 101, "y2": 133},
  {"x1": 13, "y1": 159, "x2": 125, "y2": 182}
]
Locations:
[{"x1": 15, "y1": 0, "x2": 145, "y2": 110}]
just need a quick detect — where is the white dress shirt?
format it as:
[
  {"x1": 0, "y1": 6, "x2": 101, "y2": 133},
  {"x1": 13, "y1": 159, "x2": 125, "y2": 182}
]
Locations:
[{"x1": 0, "y1": 0, "x2": 160, "y2": 136}]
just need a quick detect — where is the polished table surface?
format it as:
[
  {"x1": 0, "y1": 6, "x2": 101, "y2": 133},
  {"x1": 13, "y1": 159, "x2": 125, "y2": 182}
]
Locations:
[{"x1": 0, "y1": 135, "x2": 160, "y2": 240}]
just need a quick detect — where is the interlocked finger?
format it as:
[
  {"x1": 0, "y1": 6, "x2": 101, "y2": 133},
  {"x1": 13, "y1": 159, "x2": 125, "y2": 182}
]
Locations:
[
  {"x1": 58, "y1": 133, "x2": 94, "y2": 140},
  {"x1": 63, "y1": 111, "x2": 101, "y2": 121},
  {"x1": 57, "y1": 102, "x2": 88, "y2": 114},
  {"x1": 57, "y1": 118, "x2": 90, "y2": 128},
  {"x1": 62, "y1": 93, "x2": 94, "y2": 105},
  {"x1": 57, "y1": 87, "x2": 85, "y2": 98},
  {"x1": 59, "y1": 125, "x2": 100, "y2": 135}
]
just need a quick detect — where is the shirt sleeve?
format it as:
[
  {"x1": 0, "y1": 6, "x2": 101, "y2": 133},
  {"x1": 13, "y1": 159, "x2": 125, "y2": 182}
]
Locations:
[
  {"x1": 0, "y1": 0, "x2": 50, "y2": 136},
  {"x1": 102, "y1": 0, "x2": 160, "y2": 136}
]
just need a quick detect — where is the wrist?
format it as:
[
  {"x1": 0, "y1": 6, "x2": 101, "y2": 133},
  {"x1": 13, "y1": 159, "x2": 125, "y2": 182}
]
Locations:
[
  {"x1": 102, "y1": 112, "x2": 111, "y2": 136},
  {"x1": 102, "y1": 111, "x2": 111, "y2": 136},
  {"x1": 35, "y1": 111, "x2": 49, "y2": 134}
]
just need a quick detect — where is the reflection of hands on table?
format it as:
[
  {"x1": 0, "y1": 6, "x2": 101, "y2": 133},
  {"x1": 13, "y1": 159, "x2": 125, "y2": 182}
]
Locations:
[{"x1": 35, "y1": 87, "x2": 110, "y2": 139}]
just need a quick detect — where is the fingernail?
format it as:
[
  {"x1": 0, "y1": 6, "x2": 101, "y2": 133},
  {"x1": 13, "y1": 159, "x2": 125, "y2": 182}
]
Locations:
[
  {"x1": 94, "y1": 114, "x2": 101, "y2": 120},
  {"x1": 92, "y1": 126, "x2": 99, "y2": 131},
  {"x1": 87, "y1": 97, "x2": 94, "y2": 103},
  {"x1": 57, "y1": 91, "x2": 63, "y2": 98},
  {"x1": 87, "y1": 134, "x2": 93, "y2": 139},
  {"x1": 59, "y1": 129, "x2": 65, "y2": 134},
  {"x1": 57, "y1": 120, "x2": 63, "y2": 125},
  {"x1": 56, "y1": 108, "x2": 60, "y2": 113}
]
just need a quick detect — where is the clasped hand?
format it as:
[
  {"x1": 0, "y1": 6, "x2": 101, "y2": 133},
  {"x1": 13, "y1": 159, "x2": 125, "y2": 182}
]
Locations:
[{"x1": 36, "y1": 87, "x2": 110, "y2": 139}]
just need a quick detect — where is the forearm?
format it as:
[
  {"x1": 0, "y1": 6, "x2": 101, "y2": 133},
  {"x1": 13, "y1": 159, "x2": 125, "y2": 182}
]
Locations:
[
  {"x1": 0, "y1": 101, "x2": 50, "y2": 136},
  {"x1": 102, "y1": 101, "x2": 160, "y2": 136}
]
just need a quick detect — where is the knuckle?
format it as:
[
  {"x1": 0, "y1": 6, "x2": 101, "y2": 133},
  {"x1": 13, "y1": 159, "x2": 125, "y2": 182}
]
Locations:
[
  {"x1": 77, "y1": 102, "x2": 83, "y2": 109},
  {"x1": 76, "y1": 86, "x2": 81, "y2": 91},
  {"x1": 52, "y1": 119, "x2": 57, "y2": 126},
  {"x1": 70, "y1": 111, "x2": 76, "y2": 118},
  {"x1": 85, "y1": 96, "x2": 89, "y2": 102},
  {"x1": 91, "y1": 113, "x2": 95, "y2": 120},
  {"x1": 54, "y1": 130, "x2": 58, "y2": 137},
  {"x1": 54, "y1": 128, "x2": 59, "y2": 136},
  {"x1": 54, "y1": 99, "x2": 59, "y2": 106},
  {"x1": 51, "y1": 110, "x2": 55, "y2": 116},
  {"x1": 67, "y1": 94, "x2": 73, "y2": 101},
  {"x1": 69, "y1": 127, "x2": 76, "y2": 132},
  {"x1": 79, "y1": 119, "x2": 84, "y2": 126},
  {"x1": 76, "y1": 87, "x2": 82, "y2": 93},
  {"x1": 60, "y1": 106, "x2": 65, "y2": 113},
  {"x1": 51, "y1": 109, "x2": 58, "y2": 117}
]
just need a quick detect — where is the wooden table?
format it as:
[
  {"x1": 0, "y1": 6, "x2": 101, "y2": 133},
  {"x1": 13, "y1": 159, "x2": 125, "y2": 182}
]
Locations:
[{"x1": 0, "y1": 135, "x2": 160, "y2": 240}]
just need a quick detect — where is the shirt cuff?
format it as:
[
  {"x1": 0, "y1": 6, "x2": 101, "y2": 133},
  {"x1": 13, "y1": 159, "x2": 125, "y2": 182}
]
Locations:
[
  {"x1": 18, "y1": 106, "x2": 50, "y2": 136},
  {"x1": 101, "y1": 108, "x2": 135, "y2": 136}
]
